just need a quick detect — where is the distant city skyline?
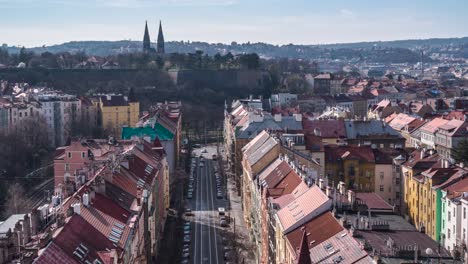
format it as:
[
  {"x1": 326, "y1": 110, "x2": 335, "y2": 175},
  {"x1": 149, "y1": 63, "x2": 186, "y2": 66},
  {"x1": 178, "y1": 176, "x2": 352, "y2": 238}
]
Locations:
[{"x1": 1, "y1": 0, "x2": 467, "y2": 47}]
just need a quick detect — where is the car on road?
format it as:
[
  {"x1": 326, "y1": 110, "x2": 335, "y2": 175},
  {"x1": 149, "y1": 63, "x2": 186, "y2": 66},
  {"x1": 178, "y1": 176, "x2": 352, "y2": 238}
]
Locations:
[
  {"x1": 199, "y1": 163, "x2": 204, "y2": 167},
  {"x1": 181, "y1": 260, "x2": 189, "y2": 264},
  {"x1": 218, "y1": 207, "x2": 225, "y2": 215},
  {"x1": 217, "y1": 192, "x2": 223, "y2": 199},
  {"x1": 185, "y1": 208, "x2": 193, "y2": 216},
  {"x1": 202, "y1": 148, "x2": 208, "y2": 153},
  {"x1": 192, "y1": 144, "x2": 201, "y2": 148},
  {"x1": 184, "y1": 229, "x2": 190, "y2": 235},
  {"x1": 187, "y1": 192, "x2": 193, "y2": 199},
  {"x1": 182, "y1": 247, "x2": 189, "y2": 254},
  {"x1": 182, "y1": 252, "x2": 190, "y2": 259},
  {"x1": 183, "y1": 235, "x2": 191, "y2": 243},
  {"x1": 184, "y1": 223, "x2": 190, "y2": 231}
]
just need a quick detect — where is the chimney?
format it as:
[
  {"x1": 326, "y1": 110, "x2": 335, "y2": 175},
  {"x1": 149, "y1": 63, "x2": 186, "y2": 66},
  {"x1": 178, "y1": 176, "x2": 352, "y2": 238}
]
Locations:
[
  {"x1": 318, "y1": 179, "x2": 324, "y2": 189},
  {"x1": 30, "y1": 209, "x2": 39, "y2": 235},
  {"x1": 274, "y1": 114, "x2": 282, "y2": 122},
  {"x1": 348, "y1": 190, "x2": 355, "y2": 204},
  {"x1": 339, "y1": 181, "x2": 346, "y2": 195},
  {"x1": 326, "y1": 186, "x2": 332, "y2": 197},
  {"x1": 420, "y1": 149, "x2": 426, "y2": 159},
  {"x1": 106, "y1": 94, "x2": 111, "y2": 101},
  {"x1": 83, "y1": 193, "x2": 90, "y2": 207},
  {"x1": 72, "y1": 203, "x2": 81, "y2": 215},
  {"x1": 314, "y1": 128, "x2": 321, "y2": 136},
  {"x1": 22, "y1": 214, "x2": 31, "y2": 245},
  {"x1": 294, "y1": 113, "x2": 302, "y2": 122}
]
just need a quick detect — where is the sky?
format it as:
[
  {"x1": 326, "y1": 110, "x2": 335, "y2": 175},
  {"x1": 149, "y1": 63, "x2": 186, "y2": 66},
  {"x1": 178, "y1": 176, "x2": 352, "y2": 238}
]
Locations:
[{"x1": 1, "y1": 0, "x2": 467, "y2": 47}]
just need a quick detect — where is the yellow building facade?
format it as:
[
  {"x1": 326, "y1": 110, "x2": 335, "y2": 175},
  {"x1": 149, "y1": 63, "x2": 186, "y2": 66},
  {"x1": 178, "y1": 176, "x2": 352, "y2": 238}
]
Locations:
[{"x1": 94, "y1": 95, "x2": 139, "y2": 138}]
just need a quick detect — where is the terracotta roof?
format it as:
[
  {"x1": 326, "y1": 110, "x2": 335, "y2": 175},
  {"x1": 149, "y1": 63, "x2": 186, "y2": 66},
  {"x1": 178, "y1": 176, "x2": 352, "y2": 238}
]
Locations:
[
  {"x1": 388, "y1": 113, "x2": 417, "y2": 131},
  {"x1": 261, "y1": 160, "x2": 293, "y2": 188},
  {"x1": 276, "y1": 185, "x2": 331, "y2": 234},
  {"x1": 325, "y1": 145, "x2": 375, "y2": 163},
  {"x1": 355, "y1": 192, "x2": 393, "y2": 211},
  {"x1": 403, "y1": 150, "x2": 440, "y2": 170},
  {"x1": 308, "y1": 230, "x2": 371, "y2": 264},
  {"x1": 35, "y1": 241, "x2": 78, "y2": 264},
  {"x1": 295, "y1": 231, "x2": 312, "y2": 264},
  {"x1": 302, "y1": 119, "x2": 346, "y2": 138},
  {"x1": 36, "y1": 215, "x2": 118, "y2": 264},
  {"x1": 286, "y1": 212, "x2": 344, "y2": 260},
  {"x1": 419, "y1": 117, "x2": 448, "y2": 134}
]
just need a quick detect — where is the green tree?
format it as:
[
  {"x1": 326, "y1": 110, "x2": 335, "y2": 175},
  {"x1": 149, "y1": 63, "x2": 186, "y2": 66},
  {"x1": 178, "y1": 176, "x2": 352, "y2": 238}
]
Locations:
[{"x1": 452, "y1": 138, "x2": 468, "y2": 164}]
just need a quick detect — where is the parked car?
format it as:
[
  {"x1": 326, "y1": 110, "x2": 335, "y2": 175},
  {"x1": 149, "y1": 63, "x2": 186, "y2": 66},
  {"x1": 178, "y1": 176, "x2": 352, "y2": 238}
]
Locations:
[
  {"x1": 218, "y1": 207, "x2": 225, "y2": 215},
  {"x1": 184, "y1": 235, "x2": 191, "y2": 243},
  {"x1": 217, "y1": 192, "x2": 223, "y2": 199},
  {"x1": 185, "y1": 208, "x2": 193, "y2": 216},
  {"x1": 187, "y1": 192, "x2": 193, "y2": 199},
  {"x1": 193, "y1": 144, "x2": 201, "y2": 148}
]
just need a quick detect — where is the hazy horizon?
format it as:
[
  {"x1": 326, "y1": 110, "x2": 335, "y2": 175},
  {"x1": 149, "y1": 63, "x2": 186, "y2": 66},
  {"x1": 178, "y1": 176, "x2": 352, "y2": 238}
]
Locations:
[{"x1": 1, "y1": 0, "x2": 467, "y2": 47}]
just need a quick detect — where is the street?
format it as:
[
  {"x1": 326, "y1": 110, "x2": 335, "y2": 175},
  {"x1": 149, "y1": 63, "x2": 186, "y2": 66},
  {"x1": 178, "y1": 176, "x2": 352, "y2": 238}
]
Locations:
[{"x1": 188, "y1": 146, "x2": 227, "y2": 264}]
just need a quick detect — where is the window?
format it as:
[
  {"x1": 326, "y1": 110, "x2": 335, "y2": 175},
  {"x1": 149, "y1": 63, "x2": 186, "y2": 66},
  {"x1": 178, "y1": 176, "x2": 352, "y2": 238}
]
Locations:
[
  {"x1": 65, "y1": 164, "x2": 70, "y2": 171},
  {"x1": 380, "y1": 185, "x2": 384, "y2": 192},
  {"x1": 82, "y1": 152, "x2": 86, "y2": 158},
  {"x1": 68, "y1": 152, "x2": 72, "y2": 158},
  {"x1": 316, "y1": 158, "x2": 321, "y2": 164},
  {"x1": 396, "y1": 178, "x2": 400, "y2": 185},
  {"x1": 448, "y1": 229, "x2": 451, "y2": 239},
  {"x1": 380, "y1": 172, "x2": 384, "y2": 180},
  {"x1": 380, "y1": 144, "x2": 384, "y2": 148},
  {"x1": 396, "y1": 192, "x2": 400, "y2": 199},
  {"x1": 464, "y1": 208, "x2": 466, "y2": 219}
]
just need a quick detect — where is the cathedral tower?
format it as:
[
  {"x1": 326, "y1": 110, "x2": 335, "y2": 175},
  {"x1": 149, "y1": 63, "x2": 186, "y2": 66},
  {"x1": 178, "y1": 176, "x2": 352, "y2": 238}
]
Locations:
[{"x1": 157, "y1": 20, "x2": 165, "y2": 54}]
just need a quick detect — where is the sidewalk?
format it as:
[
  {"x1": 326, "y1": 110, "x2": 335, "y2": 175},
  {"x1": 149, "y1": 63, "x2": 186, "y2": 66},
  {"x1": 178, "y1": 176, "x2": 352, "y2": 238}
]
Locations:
[{"x1": 226, "y1": 167, "x2": 255, "y2": 263}]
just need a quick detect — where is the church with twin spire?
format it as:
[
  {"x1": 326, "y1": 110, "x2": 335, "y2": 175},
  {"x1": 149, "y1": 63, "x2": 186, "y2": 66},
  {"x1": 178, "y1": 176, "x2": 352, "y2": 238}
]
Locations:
[{"x1": 143, "y1": 20, "x2": 165, "y2": 54}]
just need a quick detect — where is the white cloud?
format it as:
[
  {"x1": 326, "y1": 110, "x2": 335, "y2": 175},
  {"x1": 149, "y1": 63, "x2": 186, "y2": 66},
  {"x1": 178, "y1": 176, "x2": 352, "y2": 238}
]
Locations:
[{"x1": 339, "y1": 9, "x2": 355, "y2": 18}]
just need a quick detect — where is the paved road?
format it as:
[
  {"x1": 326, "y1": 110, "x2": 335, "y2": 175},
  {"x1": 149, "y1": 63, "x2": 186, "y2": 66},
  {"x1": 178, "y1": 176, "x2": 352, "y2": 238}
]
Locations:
[{"x1": 189, "y1": 146, "x2": 226, "y2": 264}]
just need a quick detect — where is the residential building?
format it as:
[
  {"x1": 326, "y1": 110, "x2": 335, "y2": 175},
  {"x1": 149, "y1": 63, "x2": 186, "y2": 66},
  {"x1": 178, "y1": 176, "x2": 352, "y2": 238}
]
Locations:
[
  {"x1": 441, "y1": 176, "x2": 468, "y2": 253},
  {"x1": 37, "y1": 138, "x2": 170, "y2": 263},
  {"x1": 270, "y1": 93, "x2": 298, "y2": 108},
  {"x1": 93, "y1": 94, "x2": 140, "y2": 138},
  {"x1": 325, "y1": 145, "x2": 376, "y2": 191},
  {"x1": 344, "y1": 120, "x2": 405, "y2": 149},
  {"x1": 434, "y1": 118, "x2": 468, "y2": 162},
  {"x1": 313, "y1": 73, "x2": 332, "y2": 95}
]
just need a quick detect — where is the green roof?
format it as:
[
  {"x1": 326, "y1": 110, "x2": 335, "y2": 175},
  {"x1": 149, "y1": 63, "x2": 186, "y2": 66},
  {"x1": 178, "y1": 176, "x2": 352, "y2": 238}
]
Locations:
[
  {"x1": 121, "y1": 123, "x2": 174, "y2": 141},
  {"x1": 154, "y1": 122, "x2": 174, "y2": 140}
]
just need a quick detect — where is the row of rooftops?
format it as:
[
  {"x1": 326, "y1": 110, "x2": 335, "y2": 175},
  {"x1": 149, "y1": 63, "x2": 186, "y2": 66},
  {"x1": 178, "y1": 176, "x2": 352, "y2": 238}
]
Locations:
[
  {"x1": 243, "y1": 130, "x2": 452, "y2": 263},
  {"x1": 12, "y1": 137, "x2": 167, "y2": 264},
  {"x1": 242, "y1": 131, "x2": 374, "y2": 264}
]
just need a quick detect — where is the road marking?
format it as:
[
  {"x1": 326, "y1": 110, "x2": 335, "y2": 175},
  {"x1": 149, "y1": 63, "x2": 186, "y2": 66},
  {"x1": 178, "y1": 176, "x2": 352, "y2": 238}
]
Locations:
[
  {"x1": 206, "y1": 160, "x2": 212, "y2": 264},
  {"x1": 193, "y1": 157, "x2": 198, "y2": 264}
]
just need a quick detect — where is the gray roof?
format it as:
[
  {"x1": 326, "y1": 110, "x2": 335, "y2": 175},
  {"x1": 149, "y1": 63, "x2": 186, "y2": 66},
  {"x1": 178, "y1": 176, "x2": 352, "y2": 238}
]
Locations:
[
  {"x1": 237, "y1": 115, "x2": 302, "y2": 139},
  {"x1": 345, "y1": 120, "x2": 401, "y2": 139},
  {"x1": 247, "y1": 137, "x2": 278, "y2": 166},
  {"x1": 0, "y1": 214, "x2": 26, "y2": 235}
]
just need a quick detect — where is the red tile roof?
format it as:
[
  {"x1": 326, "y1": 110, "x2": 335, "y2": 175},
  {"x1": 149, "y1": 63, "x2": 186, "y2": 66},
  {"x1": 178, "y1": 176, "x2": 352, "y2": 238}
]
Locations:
[
  {"x1": 303, "y1": 119, "x2": 346, "y2": 139},
  {"x1": 36, "y1": 215, "x2": 118, "y2": 264},
  {"x1": 325, "y1": 145, "x2": 375, "y2": 163},
  {"x1": 286, "y1": 212, "x2": 344, "y2": 259},
  {"x1": 355, "y1": 192, "x2": 393, "y2": 211}
]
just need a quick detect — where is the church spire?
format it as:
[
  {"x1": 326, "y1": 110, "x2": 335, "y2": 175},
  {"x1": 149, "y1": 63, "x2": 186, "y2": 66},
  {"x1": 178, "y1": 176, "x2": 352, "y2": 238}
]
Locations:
[
  {"x1": 157, "y1": 20, "x2": 165, "y2": 54},
  {"x1": 143, "y1": 20, "x2": 151, "y2": 53}
]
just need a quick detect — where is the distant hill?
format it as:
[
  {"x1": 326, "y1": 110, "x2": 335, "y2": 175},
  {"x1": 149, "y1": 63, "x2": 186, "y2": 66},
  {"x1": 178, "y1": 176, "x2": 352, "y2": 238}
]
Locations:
[{"x1": 3, "y1": 36, "x2": 468, "y2": 61}]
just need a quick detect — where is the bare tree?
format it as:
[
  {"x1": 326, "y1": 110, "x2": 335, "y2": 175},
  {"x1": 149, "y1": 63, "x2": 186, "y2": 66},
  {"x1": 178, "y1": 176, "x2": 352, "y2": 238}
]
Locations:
[{"x1": 5, "y1": 183, "x2": 33, "y2": 216}]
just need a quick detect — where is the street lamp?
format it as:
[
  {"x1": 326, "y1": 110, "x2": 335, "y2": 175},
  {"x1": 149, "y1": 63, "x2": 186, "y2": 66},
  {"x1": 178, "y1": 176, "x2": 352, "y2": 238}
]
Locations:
[{"x1": 425, "y1": 248, "x2": 434, "y2": 264}]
